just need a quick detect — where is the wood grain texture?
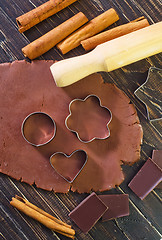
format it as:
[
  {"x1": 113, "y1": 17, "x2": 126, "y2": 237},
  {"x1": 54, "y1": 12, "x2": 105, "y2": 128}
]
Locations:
[{"x1": 0, "y1": 0, "x2": 162, "y2": 239}]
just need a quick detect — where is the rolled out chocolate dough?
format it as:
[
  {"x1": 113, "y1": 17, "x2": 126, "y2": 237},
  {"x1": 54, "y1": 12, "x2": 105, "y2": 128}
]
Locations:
[{"x1": 0, "y1": 60, "x2": 143, "y2": 193}]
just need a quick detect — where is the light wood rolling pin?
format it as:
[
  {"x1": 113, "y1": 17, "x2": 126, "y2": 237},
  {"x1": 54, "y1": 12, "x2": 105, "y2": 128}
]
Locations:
[{"x1": 50, "y1": 21, "x2": 162, "y2": 87}]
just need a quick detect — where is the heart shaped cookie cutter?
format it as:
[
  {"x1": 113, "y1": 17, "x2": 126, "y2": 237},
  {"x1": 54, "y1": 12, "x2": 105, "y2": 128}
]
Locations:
[
  {"x1": 21, "y1": 112, "x2": 56, "y2": 147},
  {"x1": 50, "y1": 150, "x2": 88, "y2": 183},
  {"x1": 65, "y1": 94, "x2": 112, "y2": 143}
]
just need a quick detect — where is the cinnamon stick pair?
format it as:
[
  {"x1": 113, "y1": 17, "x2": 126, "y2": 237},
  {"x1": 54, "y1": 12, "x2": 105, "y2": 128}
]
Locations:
[
  {"x1": 22, "y1": 12, "x2": 88, "y2": 59},
  {"x1": 81, "y1": 16, "x2": 150, "y2": 51},
  {"x1": 10, "y1": 196, "x2": 75, "y2": 239},
  {"x1": 57, "y1": 8, "x2": 119, "y2": 54},
  {"x1": 16, "y1": 0, "x2": 78, "y2": 33}
]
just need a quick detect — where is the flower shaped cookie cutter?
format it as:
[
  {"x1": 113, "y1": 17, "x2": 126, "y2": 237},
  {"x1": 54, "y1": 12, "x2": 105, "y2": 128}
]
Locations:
[
  {"x1": 50, "y1": 150, "x2": 88, "y2": 183},
  {"x1": 65, "y1": 95, "x2": 112, "y2": 143},
  {"x1": 21, "y1": 112, "x2": 56, "y2": 147}
]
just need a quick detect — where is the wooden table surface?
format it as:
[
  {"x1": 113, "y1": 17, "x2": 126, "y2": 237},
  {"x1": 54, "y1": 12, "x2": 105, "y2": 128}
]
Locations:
[{"x1": 0, "y1": 0, "x2": 162, "y2": 239}]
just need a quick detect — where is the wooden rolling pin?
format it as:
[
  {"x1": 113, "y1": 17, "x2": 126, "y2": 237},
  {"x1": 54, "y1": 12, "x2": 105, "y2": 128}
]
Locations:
[{"x1": 50, "y1": 21, "x2": 162, "y2": 87}]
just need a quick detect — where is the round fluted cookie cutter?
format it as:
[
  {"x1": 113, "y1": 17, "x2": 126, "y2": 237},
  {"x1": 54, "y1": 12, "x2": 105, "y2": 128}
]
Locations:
[
  {"x1": 21, "y1": 112, "x2": 56, "y2": 147},
  {"x1": 65, "y1": 94, "x2": 112, "y2": 143}
]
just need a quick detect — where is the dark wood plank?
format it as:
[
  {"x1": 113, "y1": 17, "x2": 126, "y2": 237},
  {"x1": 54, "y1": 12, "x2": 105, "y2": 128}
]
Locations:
[{"x1": 0, "y1": 0, "x2": 162, "y2": 239}]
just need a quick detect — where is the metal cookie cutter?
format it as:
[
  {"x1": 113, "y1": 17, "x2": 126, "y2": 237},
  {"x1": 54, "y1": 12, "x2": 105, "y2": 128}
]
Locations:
[
  {"x1": 21, "y1": 112, "x2": 56, "y2": 147},
  {"x1": 50, "y1": 150, "x2": 88, "y2": 183},
  {"x1": 134, "y1": 67, "x2": 162, "y2": 122},
  {"x1": 65, "y1": 94, "x2": 112, "y2": 143}
]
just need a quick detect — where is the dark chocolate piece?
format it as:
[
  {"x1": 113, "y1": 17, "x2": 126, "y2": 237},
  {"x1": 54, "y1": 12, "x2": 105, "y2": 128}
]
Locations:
[
  {"x1": 128, "y1": 158, "x2": 162, "y2": 199},
  {"x1": 152, "y1": 150, "x2": 162, "y2": 189},
  {"x1": 69, "y1": 192, "x2": 108, "y2": 233},
  {"x1": 0, "y1": 60, "x2": 143, "y2": 193},
  {"x1": 98, "y1": 194, "x2": 129, "y2": 221},
  {"x1": 50, "y1": 150, "x2": 87, "y2": 183}
]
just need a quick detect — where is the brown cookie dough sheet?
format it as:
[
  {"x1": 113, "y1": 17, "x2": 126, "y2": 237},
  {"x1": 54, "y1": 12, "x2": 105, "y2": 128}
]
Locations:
[{"x1": 0, "y1": 60, "x2": 143, "y2": 193}]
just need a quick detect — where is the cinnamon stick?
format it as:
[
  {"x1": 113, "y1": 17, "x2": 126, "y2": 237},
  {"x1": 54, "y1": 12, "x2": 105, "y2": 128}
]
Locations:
[
  {"x1": 22, "y1": 12, "x2": 88, "y2": 59},
  {"x1": 81, "y1": 16, "x2": 149, "y2": 51},
  {"x1": 56, "y1": 8, "x2": 119, "y2": 54},
  {"x1": 10, "y1": 196, "x2": 75, "y2": 239},
  {"x1": 16, "y1": 0, "x2": 78, "y2": 33},
  {"x1": 15, "y1": 196, "x2": 71, "y2": 228}
]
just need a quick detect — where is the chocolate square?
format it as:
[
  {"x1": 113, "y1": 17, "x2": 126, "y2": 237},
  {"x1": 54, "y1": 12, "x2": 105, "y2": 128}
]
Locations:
[
  {"x1": 98, "y1": 194, "x2": 129, "y2": 221},
  {"x1": 69, "y1": 192, "x2": 108, "y2": 233},
  {"x1": 128, "y1": 158, "x2": 162, "y2": 199},
  {"x1": 152, "y1": 150, "x2": 162, "y2": 189},
  {"x1": 152, "y1": 150, "x2": 162, "y2": 169}
]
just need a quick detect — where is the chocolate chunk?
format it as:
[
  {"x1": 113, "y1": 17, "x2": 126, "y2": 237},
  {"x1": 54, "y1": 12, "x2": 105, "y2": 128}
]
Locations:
[
  {"x1": 98, "y1": 194, "x2": 129, "y2": 221},
  {"x1": 0, "y1": 60, "x2": 143, "y2": 192},
  {"x1": 152, "y1": 150, "x2": 162, "y2": 189},
  {"x1": 69, "y1": 192, "x2": 108, "y2": 233},
  {"x1": 128, "y1": 158, "x2": 162, "y2": 199}
]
